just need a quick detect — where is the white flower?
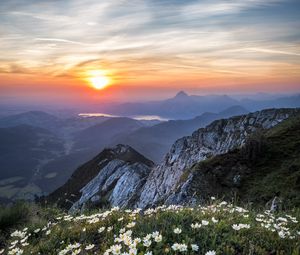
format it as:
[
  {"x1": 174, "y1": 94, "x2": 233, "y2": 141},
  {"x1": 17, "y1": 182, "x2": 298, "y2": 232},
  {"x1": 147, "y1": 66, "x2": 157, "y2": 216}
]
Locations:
[
  {"x1": 98, "y1": 227, "x2": 106, "y2": 233},
  {"x1": 46, "y1": 230, "x2": 51, "y2": 235},
  {"x1": 232, "y1": 224, "x2": 240, "y2": 231},
  {"x1": 11, "y1": 230, "x2": 26, "y2": 239},
  {"x1": 34, "y1": 228, "x2": 41, "y2": 233},
  {"x1": 191, "y1": 244, "x2": 199, "y2": 251},
  {"x1": 278, "y1": 230, "x2": 286, "y2": 238},
  {"x1": 133, "y1": 238, "x2": 141, "y2": 245},
  {"x1": 151, "y1": 231, "x2": 159, "y2": 238},
  {"x1": 110, "y1": 244, "x2": 122, "y2": 254},
  {"x1": 88, "y1": 217, "x2": 99, "y2": 224},
  {"x1": 171, "y1": 243, "x2": 188, "y2": 252},
  {"x1": 154, "y1": 234, "x2": 162, "y2": 242},
  {"x1": 143, "y1": 239, "x2": 152, "y2": 247},
  {"x1": 119, "y1": 228, "x2": 126, "y2": 234},
  {"x1": 232, "y1": 223, "x2": 250, "y2": 231},
  {"x1": 205, "y1": 251, "x2": 216, "y2": 255},
  {"x1": 145, "y1": 252, "x2": 153, "y2": 255},
  {"x1": 191, "y1": 223, "x2": 201, "y2": 229},
  {"x1": 72, "y1": 249, "x2": 81, "y2": 255},
  {"x1": 212, "y1": 217, "x2": 218, "y2": 223},
  {"x1": 11, "y1": 240, "x2": 18, "y2": 246},
  {"x1": 8, "y1": 247, "x2": 23, "y2": 255},
  {"x1": 173, "y1": 228, "x2": 182, "y2": 234},
  {"x1": 172, "y1": 243, "x2": 180, "y2": 251},
  {"x1": 126, "y1": 222, "x2": 136, "y2": 228},
  {"x1": 202, "y1": 220, "x2": 209, "y2": 226},
  {"x1": 85, "y1": 244, "x2": 95, "y2": 250}
]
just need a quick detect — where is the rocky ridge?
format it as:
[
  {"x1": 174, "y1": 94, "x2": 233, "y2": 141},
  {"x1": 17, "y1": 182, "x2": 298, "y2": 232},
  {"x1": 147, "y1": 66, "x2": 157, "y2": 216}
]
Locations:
[
  {"x1": 136, "y1": 108, "x2": 300, "y2": 208},
  {"x1": 49, "y1": 108, "x2": 300, "y2": 210},
  {"x1": 47, "y1": 144, "x2": 154, "y2": 210}
]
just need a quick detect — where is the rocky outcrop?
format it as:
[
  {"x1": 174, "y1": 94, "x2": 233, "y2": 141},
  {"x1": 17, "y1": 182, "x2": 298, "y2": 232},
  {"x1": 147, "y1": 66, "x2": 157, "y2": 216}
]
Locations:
[
  {"x1": 135, "y1": 108, "x2": 300, "y2": 208},
  {"x1": 71, "y1": 159, "x2": 151, "y2": 211},
  {"x1": 47, "y1": 144, "x2": 154, "y2": 210},
  {"x1": 168, "y1": 115, "x2": 300, "y2": 207}
]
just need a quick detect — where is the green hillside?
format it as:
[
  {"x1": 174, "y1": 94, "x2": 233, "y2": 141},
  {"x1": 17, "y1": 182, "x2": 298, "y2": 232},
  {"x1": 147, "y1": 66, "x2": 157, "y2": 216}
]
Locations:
[{"x1": 183, "y1": 116, "x2": 300, "y2": 207}]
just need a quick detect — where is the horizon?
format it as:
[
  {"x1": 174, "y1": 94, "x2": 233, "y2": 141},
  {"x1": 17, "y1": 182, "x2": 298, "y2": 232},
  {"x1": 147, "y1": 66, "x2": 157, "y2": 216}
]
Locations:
[
  {"x1": 1, "y1": 90, "x2": 299, "y2": 111},
  {"x1": 0, "y1": 0, "x2": 300, "y2": 105}
]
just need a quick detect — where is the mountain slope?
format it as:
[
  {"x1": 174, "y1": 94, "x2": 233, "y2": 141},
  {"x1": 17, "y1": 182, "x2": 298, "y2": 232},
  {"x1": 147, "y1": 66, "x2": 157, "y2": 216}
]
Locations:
[
  {"x1": 169, "y1": 115, "x2": 300, "y2": 207},
  {"x1": 47, "y1": 145, "x2": 154, "y2": 209},
  {"x1": 0, "y1": 125, "x2": 64, "y2": 201},
  {"x1": 114, "y1": 105, "x2": 248, "y2": 162},
  {"x1": 0, "y1": 111, "x2": 60, "y2": 130},
  {"x1": 136, "y1": 108, "x2": 300, "y2": 208},
  {"x1": 240, "y1": 94, "x2": 300, "y2": 112},
  {"x1": 72, "y1": 117, "x2": 143, "y2": 152}
]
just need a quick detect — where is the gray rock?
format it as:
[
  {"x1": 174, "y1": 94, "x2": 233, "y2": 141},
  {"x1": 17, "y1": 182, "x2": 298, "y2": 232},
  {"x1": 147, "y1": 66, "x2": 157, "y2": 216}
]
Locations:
[
  {"x1": 70, "y1": 147, "x2": 153, "y2": 211},
  {"x1": 136, "y1": 108, "x2": 300, "y2": 208}
]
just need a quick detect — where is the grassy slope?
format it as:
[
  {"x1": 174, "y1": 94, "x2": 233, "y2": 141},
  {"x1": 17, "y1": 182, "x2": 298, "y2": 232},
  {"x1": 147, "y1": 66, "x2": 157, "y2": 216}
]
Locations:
[
  {"x1": 185, "y1": 116, "x2": 300, "y2": 207},
  {"x1": 2, "y1": 202, "x2": 299, "y2": 255},
  {"x1": 243, "y1": 116, "x2": 300, "y2": 205}
]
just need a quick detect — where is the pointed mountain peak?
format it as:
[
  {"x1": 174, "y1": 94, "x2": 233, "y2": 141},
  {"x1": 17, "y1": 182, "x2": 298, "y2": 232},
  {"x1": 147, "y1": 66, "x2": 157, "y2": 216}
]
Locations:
[{"x1": 174, "y1": 91, "x2": 188, "y2": 99}]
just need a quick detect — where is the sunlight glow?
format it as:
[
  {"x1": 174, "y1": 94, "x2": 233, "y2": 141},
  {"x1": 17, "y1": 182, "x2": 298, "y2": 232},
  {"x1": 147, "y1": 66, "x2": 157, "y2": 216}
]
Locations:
[{"x1": 87, "y1": 70, "x2": 111, "y2": 90}]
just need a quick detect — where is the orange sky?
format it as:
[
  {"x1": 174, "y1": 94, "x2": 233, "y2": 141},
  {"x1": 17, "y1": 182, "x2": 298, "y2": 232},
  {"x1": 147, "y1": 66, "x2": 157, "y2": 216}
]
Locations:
[{"x1": 0, "y1": 0, "x2": 299, "y2": 104}]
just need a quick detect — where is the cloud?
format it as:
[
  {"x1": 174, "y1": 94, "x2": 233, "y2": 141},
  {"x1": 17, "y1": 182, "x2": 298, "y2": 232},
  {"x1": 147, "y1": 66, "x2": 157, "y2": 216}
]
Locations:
[
  {"x1": 181, "y1": 0, "x2": 283, "y2": 17},
  {"x1": 35, "y1": 38, "x2": 91, "y2": 46},
  {"x1": 242, "y1": 47, "x2": 300, "y2": 57},
  {"x1": 0, "y1": 0, "x2": 299, "y2": 84}
]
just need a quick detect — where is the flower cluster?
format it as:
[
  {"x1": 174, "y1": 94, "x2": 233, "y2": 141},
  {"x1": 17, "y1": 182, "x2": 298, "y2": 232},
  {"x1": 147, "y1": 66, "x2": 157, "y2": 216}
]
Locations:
[{"x1": 4, "y1": 202, "x2": 300, "y2": 255}]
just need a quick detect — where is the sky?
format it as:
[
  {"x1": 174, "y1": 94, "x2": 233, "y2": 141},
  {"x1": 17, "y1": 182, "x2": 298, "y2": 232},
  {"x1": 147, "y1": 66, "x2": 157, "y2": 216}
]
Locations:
[{"x1": 0, "y1": 0, "x2": 300, "y2": 104}]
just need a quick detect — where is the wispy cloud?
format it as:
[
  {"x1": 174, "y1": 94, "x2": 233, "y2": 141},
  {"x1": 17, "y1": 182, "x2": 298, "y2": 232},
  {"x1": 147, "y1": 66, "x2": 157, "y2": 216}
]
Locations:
[
  {"x1": 0, "y1": 0, "x2": 299, "y2": 88},
  {"x1": 242, "y1": 47, "x2": 300, "y2": 57},
  {"x1": 182, "y1": 0, "x2": 283, "y2": 17},
  {"x1": 35, "y1": 38, "x2": 91, "y2": 46}
]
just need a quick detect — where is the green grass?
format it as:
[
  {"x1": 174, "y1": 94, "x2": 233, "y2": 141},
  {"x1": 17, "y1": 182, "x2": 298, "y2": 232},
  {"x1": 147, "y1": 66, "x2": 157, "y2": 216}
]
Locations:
[
  {"x1": 0, "y1": 202, "x2": 30, "y2": 249},
  {"x1": 2, "y1": 201, "x2": 300, "y2": 255},
  {"x1": 0, "y1": 202, "x2": 62, "y2": 251},
  {"x1": 182, "y1": 116, "x2": 300, "y2": 208}
]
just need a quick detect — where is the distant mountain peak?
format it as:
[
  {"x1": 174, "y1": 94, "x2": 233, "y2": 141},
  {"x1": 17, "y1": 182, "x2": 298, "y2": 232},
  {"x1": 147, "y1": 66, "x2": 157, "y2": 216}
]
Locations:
[{"x1": 174, "y1": 91, "x2": 188, "y2": 99}]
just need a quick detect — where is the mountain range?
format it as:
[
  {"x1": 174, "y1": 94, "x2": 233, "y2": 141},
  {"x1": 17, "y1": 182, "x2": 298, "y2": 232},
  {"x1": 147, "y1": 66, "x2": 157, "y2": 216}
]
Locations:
[
  {"x1": 102, "y1": 91, "x2": 300, "y2": 119},
  {"x1": 1, "y1": 92, "x2": 300, "y2": 204},
  {"x1": 46, "y1": 108, "x2": 300, "y2": 210},
  {"x1": 0, "y1": 104, "x2": 250, "y2": 202}
]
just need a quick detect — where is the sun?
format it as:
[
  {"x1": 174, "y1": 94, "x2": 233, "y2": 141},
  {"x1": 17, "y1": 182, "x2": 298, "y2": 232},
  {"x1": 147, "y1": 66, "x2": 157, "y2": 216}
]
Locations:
[
  {"x1": 86, "y1": 70, "x2": 111, "y2": 90},
  {"x1": 89, "y1": 75, "x2": 110, "y2": 90}
]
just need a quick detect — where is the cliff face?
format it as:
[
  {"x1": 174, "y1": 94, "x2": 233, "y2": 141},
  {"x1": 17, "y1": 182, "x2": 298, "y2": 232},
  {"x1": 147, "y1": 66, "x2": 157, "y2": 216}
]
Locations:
[
  {"x1": 47, "y1": 144, "x2": 154, "y2": 210},
  {"x1": 169, "y1": 115, "x2": 300, "y2": 207},
  {"x1": 71, "y1": 159, "x2": 151, "y2": 211},
  {"x1": 136, "y1": 108, "x2": 300, "y2": 208}
]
